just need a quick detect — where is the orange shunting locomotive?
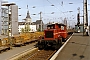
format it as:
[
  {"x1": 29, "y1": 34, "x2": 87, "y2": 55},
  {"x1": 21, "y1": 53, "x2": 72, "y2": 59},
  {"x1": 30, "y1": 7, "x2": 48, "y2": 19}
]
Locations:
[{"x1": 37, "y1": 23, "x2": 67, "y2": 50}]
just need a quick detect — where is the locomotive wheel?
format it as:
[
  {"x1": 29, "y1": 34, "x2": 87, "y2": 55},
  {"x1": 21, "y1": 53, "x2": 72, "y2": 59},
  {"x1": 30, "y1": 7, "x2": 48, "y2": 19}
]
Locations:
[
  {"x1": 38, "y1": 45, "x2": 44, "y2": 50},
  {"x1": 58, "y1": 37, "x2": 62, "y2": 46},
  {"x1": 58, "y1": 36, "x2": 62, "y2": 44},
  {"x1": 54, "y1": 40, "x2": 62, "y2": 50},
  {"x1": 54, "y1": 44, "x2": 61, "y2": 50},
  {"x1": 62, "y1": 38, "x2": 66, "y2": 42},
  {"x1": 38, "y1": 40, "x2": 45, "y2": 50}
]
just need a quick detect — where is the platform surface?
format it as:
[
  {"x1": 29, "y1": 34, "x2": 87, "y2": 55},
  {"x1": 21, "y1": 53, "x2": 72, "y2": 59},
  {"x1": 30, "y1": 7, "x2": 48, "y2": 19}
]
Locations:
[{"x1": 55, "y1": 33, "x2": 90, "y2": 60}]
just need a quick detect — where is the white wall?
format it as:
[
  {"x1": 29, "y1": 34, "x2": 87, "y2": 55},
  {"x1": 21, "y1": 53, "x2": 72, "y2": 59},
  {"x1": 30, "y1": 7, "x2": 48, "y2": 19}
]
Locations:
[
  {"x1": 30, "y1": 25, "x2": 36, "y2": 32},
  {"x1": 18, "y1": 25, "x2": 37, "y2": 32},
  {"x1": 18, "y1": 25, "x2": 24, "y2": 32}
]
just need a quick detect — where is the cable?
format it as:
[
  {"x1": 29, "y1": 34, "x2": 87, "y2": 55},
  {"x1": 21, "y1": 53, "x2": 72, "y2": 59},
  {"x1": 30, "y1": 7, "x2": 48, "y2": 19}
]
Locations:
[
  {"x1": 56, "y1": 0, "x2": 67, "y2": 12},
  {"x1": 46, "y1": 0, "x2": 66, "y2": 16}
]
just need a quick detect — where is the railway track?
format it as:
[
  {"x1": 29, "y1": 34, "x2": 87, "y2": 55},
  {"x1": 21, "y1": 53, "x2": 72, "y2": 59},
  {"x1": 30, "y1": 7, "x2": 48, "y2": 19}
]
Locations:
[
  {"x1": 26, "y1": 50, "x2": 56, "y2": 60},
  {"x1": 8, "y1": 33, "x2": 73, "y2": 60},
  {"x1": 9, "y1": 48, "x2": 56, "y2": 60}
]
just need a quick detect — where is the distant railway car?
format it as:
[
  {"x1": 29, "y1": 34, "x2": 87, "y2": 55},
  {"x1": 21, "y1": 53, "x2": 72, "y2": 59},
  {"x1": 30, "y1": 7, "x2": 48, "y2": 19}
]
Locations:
[{"x1": 37, "y1": 23, "x2": 67, "y2": 50}]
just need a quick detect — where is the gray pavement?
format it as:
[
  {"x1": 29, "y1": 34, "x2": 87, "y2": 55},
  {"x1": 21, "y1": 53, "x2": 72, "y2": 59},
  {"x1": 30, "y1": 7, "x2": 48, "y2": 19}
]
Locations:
[
  {"x1": 0, "y1": 43, "x2": 36, "y2": 60},
  {"x1": 55, "y1": 33, "x2": 90, "y2": 60}
]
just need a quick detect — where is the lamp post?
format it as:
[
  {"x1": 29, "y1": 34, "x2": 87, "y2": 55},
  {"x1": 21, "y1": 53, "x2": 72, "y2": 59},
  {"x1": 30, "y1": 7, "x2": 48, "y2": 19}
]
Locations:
[
  {"x1": 32, "y1": 12, "x2": 43, "y2": 32},
  {"x1": 39, "y1": 12, "x2": 42, "y2": 32},
  {"x1": 68, "y1": 11, "x2": 73, "y2": 29},
  {"x1": 2, "y1": 3, "x2": 16, "y2": 47}
]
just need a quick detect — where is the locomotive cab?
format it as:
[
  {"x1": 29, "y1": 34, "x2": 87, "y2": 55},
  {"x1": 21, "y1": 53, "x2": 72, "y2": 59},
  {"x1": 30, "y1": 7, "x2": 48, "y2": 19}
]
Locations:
[
  {"x1": 45, "y1": 23, "x2": 67, "y2": 41},
  {"x1": 45, "y1": 24, "x2": 59, "y2": 40},
  {"x1": 37, "y1": 23, "x2": 67, "y2": 50}
]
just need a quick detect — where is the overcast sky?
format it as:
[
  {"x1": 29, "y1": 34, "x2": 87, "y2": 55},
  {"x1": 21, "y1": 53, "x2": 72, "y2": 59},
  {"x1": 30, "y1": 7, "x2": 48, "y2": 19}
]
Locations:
[{"x1": 2, "y1": 0, "x2": 90, "y2": 26}]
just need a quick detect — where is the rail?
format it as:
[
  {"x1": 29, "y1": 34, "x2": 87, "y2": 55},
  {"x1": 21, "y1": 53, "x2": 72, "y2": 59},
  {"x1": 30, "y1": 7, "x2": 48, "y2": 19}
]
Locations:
[{"x1": 7, "y1": 47, "x2": 36, "y2": 60}]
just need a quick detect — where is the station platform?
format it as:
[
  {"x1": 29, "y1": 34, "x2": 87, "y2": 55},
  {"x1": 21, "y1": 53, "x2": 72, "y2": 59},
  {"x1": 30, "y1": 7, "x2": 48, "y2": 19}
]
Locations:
[{"x1": 55, "y1": 33, "x2": 90, "y2": 60}]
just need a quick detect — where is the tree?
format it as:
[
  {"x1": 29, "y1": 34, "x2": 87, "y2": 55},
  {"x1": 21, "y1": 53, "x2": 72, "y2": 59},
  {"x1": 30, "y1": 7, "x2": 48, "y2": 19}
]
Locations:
[
  {"x1": 21, "y1": 24, "x2": 31, "y2": 33},
  {"x1": 24, "y1": 23, "x2": 31, "y2": 33},
  {"x1": 37, "y1": 28, "x2": 41, "y2": 32},
  {"x1": 21, "y1": 28, "x2": 24, "y2": 33}
]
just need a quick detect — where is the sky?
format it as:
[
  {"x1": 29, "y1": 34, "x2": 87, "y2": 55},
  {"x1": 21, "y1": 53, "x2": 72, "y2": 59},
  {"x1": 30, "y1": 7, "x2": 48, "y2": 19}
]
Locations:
[{"x1": 2, "y1": 0, "x2": 90, "y2": 26}]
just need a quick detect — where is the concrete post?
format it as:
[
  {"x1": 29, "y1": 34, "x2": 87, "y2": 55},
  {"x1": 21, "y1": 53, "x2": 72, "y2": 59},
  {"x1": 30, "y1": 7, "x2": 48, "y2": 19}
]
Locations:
[{"x1": 83, "y1": 0, "x2": 89, "y2": 36}]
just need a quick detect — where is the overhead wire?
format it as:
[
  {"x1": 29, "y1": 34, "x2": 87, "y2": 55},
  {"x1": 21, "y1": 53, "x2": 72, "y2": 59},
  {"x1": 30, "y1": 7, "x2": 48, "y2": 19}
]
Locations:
[
  {"x1": 40, "y1": 0, "x2": 64, "y2": 23},
  {"x1": 55, "y1": 0, "x2": 78, "y2": 24},
  {"x1": 55, "y1": 0, "x2": 67, "y2": 12},
  {"x1": 46, "y1": 0, "x2": 66, "y2": 16},
  {"x1": 43, "y1": 14, "x2": 64, "y2": 23},
  {"x1": 17, "y1": 0, "x2": 72, "y2": 23}
]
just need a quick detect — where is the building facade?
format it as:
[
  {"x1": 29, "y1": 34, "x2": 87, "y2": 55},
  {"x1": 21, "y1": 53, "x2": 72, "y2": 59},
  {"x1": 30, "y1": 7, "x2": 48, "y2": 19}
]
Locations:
[
  {"x1": 18, "y1": 8, "x2": 37, "y2": 33},
  {"x1": 18, "y1": 22, "x2": 36, "y2": 33},
  {"x1": 33, "y1": 20, "x2": 44, "y2": 31},
  {"x1": 1, "y1": 8, "x2": 8, "y2": 35},
  {"x1": 1, "y1": 4, "x2": 18, "y2": 36}
]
